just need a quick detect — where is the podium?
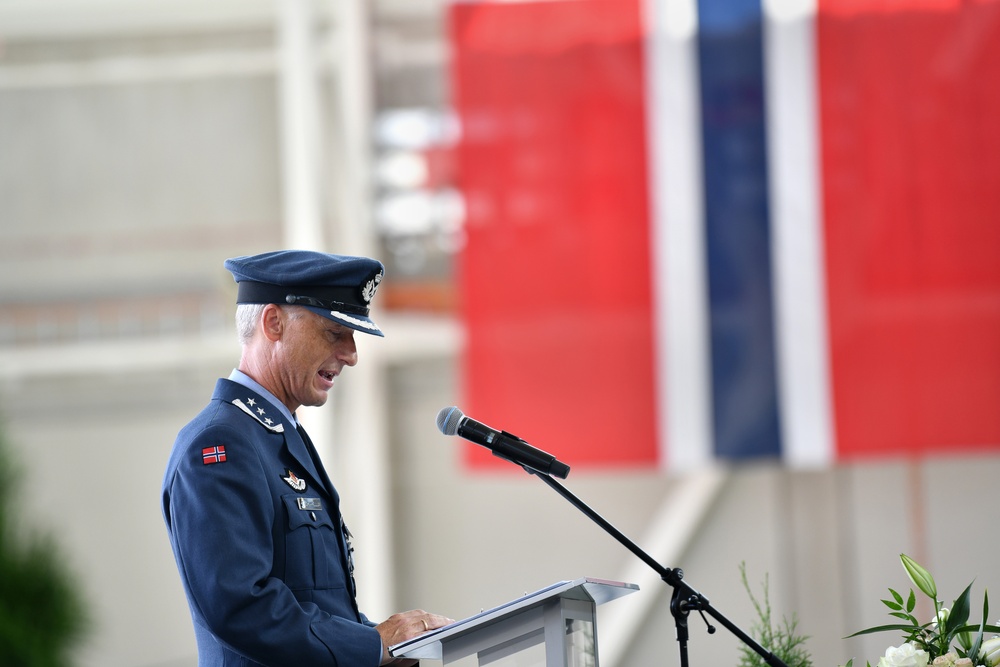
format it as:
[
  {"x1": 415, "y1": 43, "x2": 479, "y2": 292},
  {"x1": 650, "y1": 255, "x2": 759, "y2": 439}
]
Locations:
[{"x1": 389, "y1": 578, "x2": 638, "y2": 666}]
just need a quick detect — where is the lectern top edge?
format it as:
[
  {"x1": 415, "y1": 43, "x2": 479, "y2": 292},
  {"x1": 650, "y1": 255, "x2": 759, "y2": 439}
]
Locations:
[{"x1": 388, "y1": 577, "x2": 638, "y2": 659}]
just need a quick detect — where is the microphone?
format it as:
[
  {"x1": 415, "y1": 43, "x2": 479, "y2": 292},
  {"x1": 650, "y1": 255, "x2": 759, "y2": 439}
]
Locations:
[{"x1": 436, "y1": 407, "x2": 570, "y2": 479}]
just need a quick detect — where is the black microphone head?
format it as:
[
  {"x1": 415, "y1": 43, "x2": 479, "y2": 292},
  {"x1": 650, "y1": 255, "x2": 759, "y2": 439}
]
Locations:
[{"x1": 436, "y1": 406, "x2": 465, "y2": 436}]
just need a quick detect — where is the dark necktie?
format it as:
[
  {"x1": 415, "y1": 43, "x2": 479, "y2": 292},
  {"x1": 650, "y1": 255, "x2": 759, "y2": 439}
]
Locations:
[{"x1": 295, "y1": 423, "x2": 332, "y2": 493}]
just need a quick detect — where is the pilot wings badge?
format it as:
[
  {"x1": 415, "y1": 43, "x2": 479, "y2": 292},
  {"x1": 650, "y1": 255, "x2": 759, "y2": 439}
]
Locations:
[{"x1": 281, "y1": 469, "x2": 307, "y2": 492}]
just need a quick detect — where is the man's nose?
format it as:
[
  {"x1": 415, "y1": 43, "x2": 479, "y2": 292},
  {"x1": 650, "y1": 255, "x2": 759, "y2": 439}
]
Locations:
[{"x1": 339, "y1": 339, "x2": 358, "y2": 366}]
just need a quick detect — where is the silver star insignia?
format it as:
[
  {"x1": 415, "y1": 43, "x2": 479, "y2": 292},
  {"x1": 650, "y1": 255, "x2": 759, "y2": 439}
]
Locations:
[
  {"x1": 247, "y1": 398, "x2": 256, "y2": 406},
  {"x1": 257, "y1": 408, "x2": 266, "y2": 416}
]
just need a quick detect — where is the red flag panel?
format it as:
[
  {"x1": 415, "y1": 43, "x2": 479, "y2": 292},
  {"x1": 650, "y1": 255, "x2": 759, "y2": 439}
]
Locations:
[
  {"x1": 818, "y1": 0, "x2": 1000, "y2": 458},
  {"x1": 449, "y1": 0, "x2": 657, "y2": 470}
]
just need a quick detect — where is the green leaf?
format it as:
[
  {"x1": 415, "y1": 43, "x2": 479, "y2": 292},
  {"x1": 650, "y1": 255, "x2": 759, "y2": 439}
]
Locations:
[
  {"x1": 889, "y1": 588, "x2": 905, "y2": 606},
  {"x1": 946, "y1": 582, "x2": 973, "y2": 634},
  {"x1": 906, "y1": 589, "x2": 916, "y2": 613},
  {"x1": 966, "y1": 591, "x2": 989, "y2": 660},
  {"x1": 845, "y1": 623, "x2": 918, "y2": 639},
  {"x1": 900, "y1": 554, "x2": 937, "y2": 599},
  {"x1": 882, "y1": 598, "x2": 904, "y2": 611}
]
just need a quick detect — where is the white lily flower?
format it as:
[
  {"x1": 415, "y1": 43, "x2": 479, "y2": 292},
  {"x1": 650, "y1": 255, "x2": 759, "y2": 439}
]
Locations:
[{"x1": 980, "y1": 636, "x2": 1000, "y2": 667}]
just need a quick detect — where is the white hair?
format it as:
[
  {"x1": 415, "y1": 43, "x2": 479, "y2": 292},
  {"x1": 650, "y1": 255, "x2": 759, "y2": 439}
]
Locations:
[
  {"x1": 235, "y1": 303, "x2": 267, "y2": 345},
  {"x1": 235, "y1": 303, "x2": 309, "y2": 345}
]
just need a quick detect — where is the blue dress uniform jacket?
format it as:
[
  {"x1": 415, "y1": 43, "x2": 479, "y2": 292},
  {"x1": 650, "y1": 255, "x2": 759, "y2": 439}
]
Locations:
[{"x1": 162, "y1": 378, "x2": 383, "y2": 666}]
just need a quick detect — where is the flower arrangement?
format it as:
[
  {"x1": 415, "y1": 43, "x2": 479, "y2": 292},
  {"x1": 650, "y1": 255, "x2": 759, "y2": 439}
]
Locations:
[{"x1": 843, "y1": 554, "x2": 1000, "y2": 667}]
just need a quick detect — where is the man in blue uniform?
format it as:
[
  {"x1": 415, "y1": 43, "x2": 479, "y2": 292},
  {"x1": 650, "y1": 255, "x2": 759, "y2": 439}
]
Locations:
[{"x1": 162, "y1": 250, "x2": 451, "y2": 666}]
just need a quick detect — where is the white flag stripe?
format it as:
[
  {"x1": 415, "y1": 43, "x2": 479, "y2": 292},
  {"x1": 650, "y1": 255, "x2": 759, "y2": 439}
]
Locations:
[
  {"x1": 644, "y1": 0, "x2": 715, "y2": 471},
  {"x1": 763, "y1": 0, "x2": 836, "y2": 467}
]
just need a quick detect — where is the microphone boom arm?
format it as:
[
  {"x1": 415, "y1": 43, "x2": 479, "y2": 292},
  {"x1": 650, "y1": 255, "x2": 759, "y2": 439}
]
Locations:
[{"x1": 527, "y1": 467, "x2": 790, "y2": 667}]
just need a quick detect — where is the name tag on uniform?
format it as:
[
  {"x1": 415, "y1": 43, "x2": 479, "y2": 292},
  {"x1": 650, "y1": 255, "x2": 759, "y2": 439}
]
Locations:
[{"x1": 297, "y1": 497, "x2": 323, "y2": 511}]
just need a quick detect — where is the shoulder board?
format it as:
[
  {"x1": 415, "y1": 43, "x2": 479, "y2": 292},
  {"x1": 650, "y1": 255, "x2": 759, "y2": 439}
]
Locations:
[{"x1": 231, "y1": 398, "x2": 286, "y2": 433}]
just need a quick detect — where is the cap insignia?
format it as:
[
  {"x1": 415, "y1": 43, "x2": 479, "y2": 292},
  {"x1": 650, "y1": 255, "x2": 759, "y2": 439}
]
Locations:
[{"x1": 361, "y1": 271, "x2": 383, "y2": 304}]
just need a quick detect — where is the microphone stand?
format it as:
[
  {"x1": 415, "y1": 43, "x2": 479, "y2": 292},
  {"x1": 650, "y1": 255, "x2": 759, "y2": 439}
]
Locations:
[{"x1": 526, "y1": 467, "x2": 789, "y2": 667}]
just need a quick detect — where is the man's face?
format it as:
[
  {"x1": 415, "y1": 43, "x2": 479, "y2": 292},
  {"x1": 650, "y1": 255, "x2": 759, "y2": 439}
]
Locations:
[{"x1": 274, "y1": 308, "x2": 358, "y2": 412}]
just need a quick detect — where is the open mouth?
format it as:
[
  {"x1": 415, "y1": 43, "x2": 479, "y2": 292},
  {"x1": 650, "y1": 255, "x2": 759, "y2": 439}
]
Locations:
[{"x1": 319, "y1": 370, "x2": 336, "y2": 382}]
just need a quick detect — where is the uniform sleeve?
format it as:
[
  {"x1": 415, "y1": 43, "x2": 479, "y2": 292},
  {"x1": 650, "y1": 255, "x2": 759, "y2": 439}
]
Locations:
[{"x1": 162, "y1": 421, "x2": 383, "y2": 667}]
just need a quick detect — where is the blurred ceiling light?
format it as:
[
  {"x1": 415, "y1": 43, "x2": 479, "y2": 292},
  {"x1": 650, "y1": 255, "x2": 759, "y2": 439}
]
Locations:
[
  {"x1": 375, "y1": 189, "x2": 465, "y2": 237},
  {"x1": 374, "y1": 150, "x2": 429, "y2": 189},
  {"x1": 374, "y1": 107, "x2": 459, "y2": 150}
]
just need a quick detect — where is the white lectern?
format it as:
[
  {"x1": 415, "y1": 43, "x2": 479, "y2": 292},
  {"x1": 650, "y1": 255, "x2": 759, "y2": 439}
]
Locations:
[{"x1": 389, "y1": 578, "x2": 638, "y2": 666}]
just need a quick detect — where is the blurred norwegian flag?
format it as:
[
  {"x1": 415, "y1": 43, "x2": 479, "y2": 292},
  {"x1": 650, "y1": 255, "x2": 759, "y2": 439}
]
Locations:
[{"x1": 448, "y1": 0, "x2": 1000, "y2": 472}]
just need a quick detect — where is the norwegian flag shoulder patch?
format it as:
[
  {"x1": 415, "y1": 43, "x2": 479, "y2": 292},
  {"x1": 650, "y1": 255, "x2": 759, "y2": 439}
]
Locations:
[{"x1": 202, "y1": 445, "x2": 227, "y2": 465}]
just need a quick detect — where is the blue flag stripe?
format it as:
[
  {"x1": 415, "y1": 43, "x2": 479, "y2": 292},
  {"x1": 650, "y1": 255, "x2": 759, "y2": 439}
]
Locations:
[{"x1": 697, "y1": 0, "x2": 782, "y2": 460}]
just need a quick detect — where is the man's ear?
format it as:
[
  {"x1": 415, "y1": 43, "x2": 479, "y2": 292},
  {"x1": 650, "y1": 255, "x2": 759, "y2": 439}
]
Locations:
[{"x1": 259, "y1": 304, "x2": 284, "y2": 342}]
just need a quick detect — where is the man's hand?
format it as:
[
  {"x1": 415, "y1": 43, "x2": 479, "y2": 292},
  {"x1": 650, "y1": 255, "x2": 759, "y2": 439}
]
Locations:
[{"x1": 377, "y1": 609, "x2": 454, "y2": 666}]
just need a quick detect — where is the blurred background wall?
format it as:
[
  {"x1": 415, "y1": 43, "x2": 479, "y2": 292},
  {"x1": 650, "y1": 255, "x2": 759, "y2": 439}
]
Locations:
[{"x1": 1, "y1": 1, "x2": 998, "y2": 666}]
